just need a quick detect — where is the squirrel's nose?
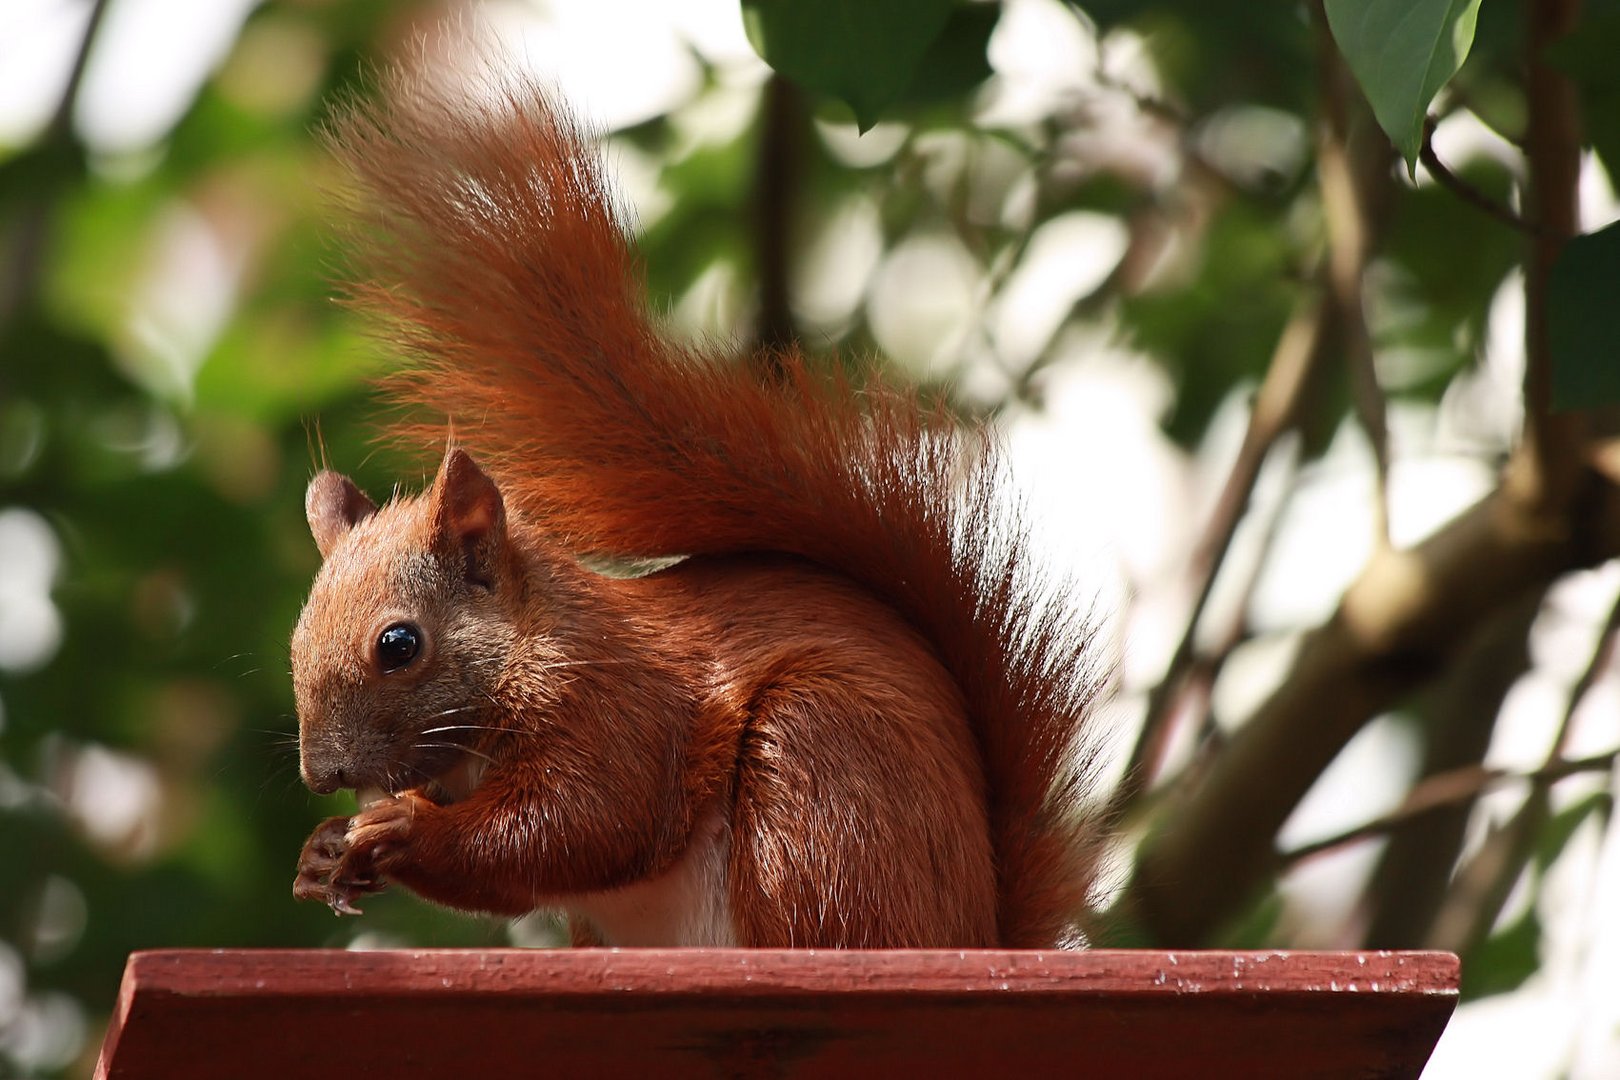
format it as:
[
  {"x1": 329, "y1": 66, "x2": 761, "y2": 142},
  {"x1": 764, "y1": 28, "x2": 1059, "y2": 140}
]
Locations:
[{"x1": 301, "y1": 761, "x2": 350, "y2": 795}]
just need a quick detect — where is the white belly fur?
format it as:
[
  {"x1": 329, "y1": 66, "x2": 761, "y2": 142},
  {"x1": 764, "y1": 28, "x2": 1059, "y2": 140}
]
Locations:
[{"x1": 565, "y1": 806, "x2": 737, "y2": 946}]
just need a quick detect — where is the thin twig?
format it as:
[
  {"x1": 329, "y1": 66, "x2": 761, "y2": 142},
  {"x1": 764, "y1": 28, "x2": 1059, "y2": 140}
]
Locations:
[
  {"x1": 1142, "y1": 442, "x2": 1307, "y2": 808},
  {"x1": 1550, "y1": 584, "x2": 1620, "y2": 757},
  {"x1": 1, "y1": 0, "x2": 113, "y2": 326},
  {"x1": 1279, "y1": 745, "x2": 1620, "y2": 868},
  {"x1": 1188, "y1": 437, "x2": 1304, "y2": 751},
  {"x1": 1112, "y1": 296, "x2": 1328, "y2": 812},
  {"x1": 1426, "y1": 797, "x2": 1546, "y2": 953},
  {"x1": 1360, "y1": 590, "x2": 1541, "y2": 947},
  {"x1": 1090, "y1": 60, "x2": 1187, "y2": 127},
  {"x1": 46, "y1": 0, "x2": 111, "y2": 138},
  {"x1": 1418, "y1": 117, "x2": 1535, "y2": 234},
  {"x1": 1317, "y1": 11, "x2": 1391, "y2": 546},
  {"x1": 1427, "y1": 580, "x2": 1620, "y2": 952}
]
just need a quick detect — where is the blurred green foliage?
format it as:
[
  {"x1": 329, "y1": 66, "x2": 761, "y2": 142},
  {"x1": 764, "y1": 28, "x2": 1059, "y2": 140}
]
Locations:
[
  {"x1": 1, "y1": 5, "x2": 511, "y2": 1074},
  {"x1": 3, "y1": 0, "x2": 1620, "y2": 1075}
]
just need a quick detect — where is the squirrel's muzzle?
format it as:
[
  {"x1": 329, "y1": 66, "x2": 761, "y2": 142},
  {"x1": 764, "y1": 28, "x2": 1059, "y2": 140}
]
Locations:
[{"x1": 300, "y1": 759, "x2": 349, "y2": 795}]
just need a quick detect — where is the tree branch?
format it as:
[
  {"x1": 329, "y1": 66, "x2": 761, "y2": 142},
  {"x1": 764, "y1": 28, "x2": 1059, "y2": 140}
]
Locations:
[
  {"x1": 1426, "y1": 578, "x2": 1620, "y2": 952},
  {"x1": 1360, "y1": 591, "x2": 1541, "y2": 946},
  {"x1": 1118, "y1": 0, "x2": 1612, "y2": 948},
  {"x1": 1123, "y1": 464, "x2": 1620, "y2": 944},
  {"x1": 751, "y1": 74, "x2": 806, "y2": 365},
  {"x1": 1508, "y1": 0, "x2": 1588, "y2": 512},
  {"x1": 1401, "y1": 0, "x2": 1597, "y2": 960},
  {"x1": 1117, "y1": 12, "x2": 1402, "y2": 812}
]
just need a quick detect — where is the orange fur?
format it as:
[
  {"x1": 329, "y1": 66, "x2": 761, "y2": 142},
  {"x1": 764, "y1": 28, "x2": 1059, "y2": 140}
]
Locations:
[{"x1": 290, "y1": 58, "x2": 1105, "y2": 947}]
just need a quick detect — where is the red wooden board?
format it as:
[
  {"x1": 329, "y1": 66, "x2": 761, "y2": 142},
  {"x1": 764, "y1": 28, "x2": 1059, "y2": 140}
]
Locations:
[{"x1": 96, "y1": 948, "x2": 1457, "y2": 1078}]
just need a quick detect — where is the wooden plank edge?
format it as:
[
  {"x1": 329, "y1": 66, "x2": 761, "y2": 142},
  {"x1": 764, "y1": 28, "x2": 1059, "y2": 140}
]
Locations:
[
  {"x1": 92, "y1": 945, "x2": 143, "y2": 1080},
  {"x1": 118, "y1": 948, "x2": 1460, "y2": 1000}
]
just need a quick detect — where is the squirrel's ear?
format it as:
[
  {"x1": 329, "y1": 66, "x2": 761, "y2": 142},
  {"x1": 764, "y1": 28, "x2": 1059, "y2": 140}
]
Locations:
[
  {"x1": 431, "y1": 448, "x2": 506, "y2": 586},
  {"x1": 306, "y1": 471, "x2": 378, "y2": 559}
]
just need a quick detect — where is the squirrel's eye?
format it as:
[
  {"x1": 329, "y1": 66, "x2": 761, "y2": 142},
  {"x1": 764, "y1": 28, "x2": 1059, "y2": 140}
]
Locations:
[{"x1": 376, "y1": 623, "x2": 421, "y2": 671}]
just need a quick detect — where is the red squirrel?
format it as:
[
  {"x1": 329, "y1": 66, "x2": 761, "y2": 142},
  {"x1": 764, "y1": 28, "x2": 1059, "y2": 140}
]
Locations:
[{"x1": 289, "y1": 58, "x2": 1105, "y2": 948}]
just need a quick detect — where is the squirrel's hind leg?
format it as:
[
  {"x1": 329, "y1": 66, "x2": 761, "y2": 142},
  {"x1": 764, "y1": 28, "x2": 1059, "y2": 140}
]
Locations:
[{"x1": 724, "y1": 659, "x2": 997, "y2": 949}]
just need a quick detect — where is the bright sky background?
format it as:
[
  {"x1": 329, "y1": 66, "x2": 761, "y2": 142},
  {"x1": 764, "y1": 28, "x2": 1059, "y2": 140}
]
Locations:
[{"x1": 3, "y1": 0, "x2": 1619, "y2": 1076}]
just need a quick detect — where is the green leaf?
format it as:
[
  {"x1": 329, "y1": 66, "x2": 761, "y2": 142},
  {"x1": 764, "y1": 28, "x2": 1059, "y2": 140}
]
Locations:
[
  {"x1": 1461, "y1": 906, "x2": 1542, "y2": 1000},
  {"x1": 1534, "y1": 791, "x2": 1613, "y2": 871},
  {"x1": 741, "y1": 0, "x2": 956, "y2": 130},
  {"x1": 1324, "y1": 0, "x2": 1483, "y2": 173},
  {"x1": 889, "y1": 3, "x2": 999, "y2": 110},
  {"x1": 1549, "y1": 220, "x2": 1620, "y2": 410}
]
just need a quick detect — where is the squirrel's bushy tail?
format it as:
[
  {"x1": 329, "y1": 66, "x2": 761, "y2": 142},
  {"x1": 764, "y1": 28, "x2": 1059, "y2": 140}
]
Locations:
[{"x1": 329, "y1": 60, "x2": 1107, "y2": 947}]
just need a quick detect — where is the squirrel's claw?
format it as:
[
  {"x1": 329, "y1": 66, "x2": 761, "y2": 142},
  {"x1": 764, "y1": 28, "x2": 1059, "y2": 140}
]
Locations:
[
  {"x1": 328, "y1": 892, "x2": 364, "y2": 917},
  {"x1": 293, "y1": 813, "x2": 388, "y2": 915}
]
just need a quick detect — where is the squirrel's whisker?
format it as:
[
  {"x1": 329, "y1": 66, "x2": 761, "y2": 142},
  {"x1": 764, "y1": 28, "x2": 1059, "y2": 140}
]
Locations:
[
  {"x1": 419, "y1": 723, "x2": 536, "y2": 736},
  {"x1": 413, "y1": 742, "x2": 499, "y2": 767}
]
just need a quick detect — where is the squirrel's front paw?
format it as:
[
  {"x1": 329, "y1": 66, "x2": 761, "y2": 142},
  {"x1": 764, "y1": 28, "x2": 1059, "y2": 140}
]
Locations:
[
  {"x1": 292, "y1": 794, "x2": 432, "y2": 915},
  {"x1": 293, "y1": 815, "x2": 384, "y2": 915}
]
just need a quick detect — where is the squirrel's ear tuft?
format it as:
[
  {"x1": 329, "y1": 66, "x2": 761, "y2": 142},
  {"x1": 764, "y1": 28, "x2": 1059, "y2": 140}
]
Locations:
[
  {"x1": 306, "y1": 471, "x2": 378, "y2": 559},
  {"x1": 431, "y1": 448, "x2": 506, "y2": 586}
]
